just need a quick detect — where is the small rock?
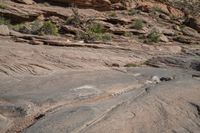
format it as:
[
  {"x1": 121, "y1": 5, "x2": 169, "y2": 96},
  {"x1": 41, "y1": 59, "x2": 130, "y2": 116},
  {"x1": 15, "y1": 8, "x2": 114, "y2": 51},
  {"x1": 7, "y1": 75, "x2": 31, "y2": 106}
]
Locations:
[
  {"x1": 160, "y1": 34, "x2": 169, "y2": 42},
  {"x1": 30, "y1": 40, "x2": 44, "y2": 45},
  {"x1": 0, "y1": 25, "x2": 10, "y2": 36},
  {"x1": 152, "y1": 76, "x2": 160, "y2": 83}
]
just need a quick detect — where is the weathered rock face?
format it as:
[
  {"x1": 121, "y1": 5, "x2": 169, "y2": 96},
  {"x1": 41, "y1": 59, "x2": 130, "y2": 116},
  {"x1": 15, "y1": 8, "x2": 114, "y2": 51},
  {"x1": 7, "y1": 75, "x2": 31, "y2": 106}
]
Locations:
[{"x1": 48, "y1": 0, "x2": 127, "y2": 10}]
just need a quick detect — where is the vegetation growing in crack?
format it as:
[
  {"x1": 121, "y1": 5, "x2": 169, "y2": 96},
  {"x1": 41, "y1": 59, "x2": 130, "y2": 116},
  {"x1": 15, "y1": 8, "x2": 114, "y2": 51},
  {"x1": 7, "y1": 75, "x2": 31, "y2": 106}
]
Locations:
[
  {"x1": 39, "y1": 21, "x2": 58, "y2": 35},
  {"x1": 146, "y1": 29, "x2": 161, "y2": 43},
  {"x1": 128, "y1": 8, "x2": 140, "y2": 16},
  {"x1": 132, "y1": 19, "x2": 144, "y2": 30},
  {"x1": 108, "y1": 11, "x2": 117, "y2": 18},
  {"x1": 124, "y1": 31, "x2": 133, "y2": 37},
  {"x1": 84, "y1": 23, "x2": 112, "y2": 41}
]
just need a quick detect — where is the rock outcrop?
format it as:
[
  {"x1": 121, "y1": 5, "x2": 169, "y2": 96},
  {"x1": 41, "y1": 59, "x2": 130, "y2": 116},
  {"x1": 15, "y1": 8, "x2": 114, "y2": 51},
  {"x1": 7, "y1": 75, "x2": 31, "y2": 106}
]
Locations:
[{"x1": 48, "y1": 0, "x2": 129, "y2": 10}]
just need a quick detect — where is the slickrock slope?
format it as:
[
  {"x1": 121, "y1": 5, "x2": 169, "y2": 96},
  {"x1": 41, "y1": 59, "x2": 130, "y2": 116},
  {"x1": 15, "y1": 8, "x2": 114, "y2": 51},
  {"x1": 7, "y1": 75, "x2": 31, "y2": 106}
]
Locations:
[{"x1": 0, "y1": 0, "x2": 200, "y2": 133}]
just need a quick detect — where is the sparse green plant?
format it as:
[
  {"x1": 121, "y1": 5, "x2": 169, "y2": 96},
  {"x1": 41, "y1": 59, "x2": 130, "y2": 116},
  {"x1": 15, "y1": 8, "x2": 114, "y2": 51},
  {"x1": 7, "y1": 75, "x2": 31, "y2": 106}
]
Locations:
[
  {"x1": 0, "y1": 16, "x2": 10, "y2": 25},
  {"x1": 179, "y1": 24, "x2": 186, "y2": 29},
  {"x1": 39, "y1": 21, "x2": 58, "y2": 35},
  {"x1": 108, "y1": 11, "x2": 117, "y2": 18},
  {"x1": 0, "y1": 3, "x2": 7, "y2": 9},
  {"x1": 124, "y1": 31, "x2": 133, "y2": 37},
  {"x1": 65, "y1": 6, "x2": 81, "y2": 26},
  {"x1": 80, "y1": 23, "x2": 112, "y2": 41},
  {"x1": 132, "y1": 19, "x2": 144, "y2": 30},
  {"x1": 128, "y1": 8, "x2": 139, "y2": 16},
  {"x1": 147, "y1": 29, "x2": 161, "y2": 43}
]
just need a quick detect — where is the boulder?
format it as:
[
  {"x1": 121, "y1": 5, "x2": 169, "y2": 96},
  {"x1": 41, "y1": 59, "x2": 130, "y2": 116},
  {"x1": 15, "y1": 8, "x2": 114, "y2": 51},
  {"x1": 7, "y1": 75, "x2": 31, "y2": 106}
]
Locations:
[{"x1": 0, "y1": 25, "x2": 10, "y2": 36}]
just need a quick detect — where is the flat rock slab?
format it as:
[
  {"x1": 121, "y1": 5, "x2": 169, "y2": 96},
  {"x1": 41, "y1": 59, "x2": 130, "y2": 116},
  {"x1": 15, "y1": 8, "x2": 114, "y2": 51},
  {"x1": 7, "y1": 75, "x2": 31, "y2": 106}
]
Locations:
[{"x1": 0, "y1": 67, "x2": 200, "y2": 133}]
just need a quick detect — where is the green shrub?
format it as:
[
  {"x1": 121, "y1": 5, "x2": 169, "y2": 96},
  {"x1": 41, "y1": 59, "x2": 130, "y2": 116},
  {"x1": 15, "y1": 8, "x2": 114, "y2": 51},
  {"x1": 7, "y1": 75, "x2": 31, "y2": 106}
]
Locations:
[
  {"x1": 87, "y1": 23, "x2": 104, "y2": 34},
  {"x1": 75, "y1": 23, "x2": 111, "y2": 41},
  {"x1": 133, "y1": 19, "x2": 144, "y2": 30},
  {"x1": 0, "y1": 17, "x2": 10, "y2": 25},
  {"x1": 39, "y1": 21, "x2": 58, "y2": 35},
  {"x1": 84, "y1": 23, "x2": 111, "y2": 41},
  {"x1": 147, "y1": 29, "x2": 161, "y2": 43}
]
